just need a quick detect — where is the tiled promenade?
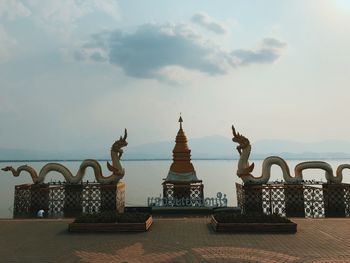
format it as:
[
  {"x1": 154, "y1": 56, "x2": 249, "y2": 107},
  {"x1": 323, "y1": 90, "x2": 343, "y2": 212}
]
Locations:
[{"x1": 1, "y1": 217, "x2": 350, "y2": 262}]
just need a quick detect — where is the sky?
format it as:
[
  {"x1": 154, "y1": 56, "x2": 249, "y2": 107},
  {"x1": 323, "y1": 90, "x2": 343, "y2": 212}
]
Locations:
[{"x1": 0, "y1": 0, "x2": 350, "y2": 152}]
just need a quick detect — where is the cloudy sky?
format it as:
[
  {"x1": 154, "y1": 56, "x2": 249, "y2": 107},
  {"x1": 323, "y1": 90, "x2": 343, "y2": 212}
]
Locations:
[{"x1": 1, "y1": 0, "x2": 350, "y2": 152}]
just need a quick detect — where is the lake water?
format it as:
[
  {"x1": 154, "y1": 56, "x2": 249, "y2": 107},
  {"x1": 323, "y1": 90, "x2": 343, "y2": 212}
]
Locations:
[{"x1": 1, "y1": 159, "x2": 350, "y2": 218}]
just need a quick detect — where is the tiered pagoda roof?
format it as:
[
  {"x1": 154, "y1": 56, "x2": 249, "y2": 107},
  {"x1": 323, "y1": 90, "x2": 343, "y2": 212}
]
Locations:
[{"x1": 164, "y1": 116, "x2": 200, "y2": 183}]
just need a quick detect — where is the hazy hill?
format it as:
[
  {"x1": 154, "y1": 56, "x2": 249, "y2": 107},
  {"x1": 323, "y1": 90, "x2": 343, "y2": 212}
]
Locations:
[
  {"x1": 252, "y1": 139, "x2": 350, "y2": 155},
  {"x1": 0, "y1": 147, "x2": 106, "y2": 161},
  {"x1": 0, "y1": 148, "x2": 55, "y2": 161},
  {"x1": 124, "y1": 135, "x2": 232, "y2": 159},
  {"x1": 124, "y1": 136, "x2": 350, "y2": 160},
  {"x1": 1, "y1": 135, "x2": 350, "y2": 160}
]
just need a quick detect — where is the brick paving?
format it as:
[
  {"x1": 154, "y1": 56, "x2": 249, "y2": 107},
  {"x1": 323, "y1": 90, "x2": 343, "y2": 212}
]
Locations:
[{"x1": 1, "y1": 218, "x2": 350, "y2": 262}]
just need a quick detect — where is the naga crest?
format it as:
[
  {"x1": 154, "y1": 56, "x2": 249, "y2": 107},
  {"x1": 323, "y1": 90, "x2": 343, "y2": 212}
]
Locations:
[
  {"x1": 232, "y1": 125, "x2": 255, "y2": 175},
  {"x1": 107, "y1": 129, "x2": 128, "y2": 174},
  {"x1": 232, "y1": 125, "x2": 251, "y2": 155},
  {"x1": 111, "y1": 128, "x2": 128, "y2": 157}
]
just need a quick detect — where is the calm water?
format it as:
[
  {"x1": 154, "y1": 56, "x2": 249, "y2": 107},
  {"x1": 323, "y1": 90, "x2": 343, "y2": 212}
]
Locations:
[{"x1": 1, "y1": 159, "x2": 350, "y2": 218}]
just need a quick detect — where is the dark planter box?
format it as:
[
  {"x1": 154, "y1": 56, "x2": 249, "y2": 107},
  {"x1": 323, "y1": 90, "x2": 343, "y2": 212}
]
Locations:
[
  {"x1": 211, "y1": 215, "x2": 297, "y2": 233},
  {"x1": 68, "y1": 215, "x2": 153, "y2": 232}
]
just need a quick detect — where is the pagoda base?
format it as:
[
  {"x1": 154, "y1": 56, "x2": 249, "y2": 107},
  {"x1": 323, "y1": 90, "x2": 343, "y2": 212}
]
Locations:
[{"x1": 162, "y1": 181, "x2": 204, "y2": 207}]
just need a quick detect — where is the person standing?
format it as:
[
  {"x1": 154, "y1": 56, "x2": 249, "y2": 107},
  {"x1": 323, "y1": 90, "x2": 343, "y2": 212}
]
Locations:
[{"x1": 37, "y1": 209, "x2": 45, "y2": 218}]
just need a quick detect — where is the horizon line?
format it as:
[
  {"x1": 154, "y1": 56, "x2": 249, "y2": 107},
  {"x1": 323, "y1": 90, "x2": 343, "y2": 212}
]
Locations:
[{"x1": 1, "y1": 157, "x2": 350, "y2": 163}]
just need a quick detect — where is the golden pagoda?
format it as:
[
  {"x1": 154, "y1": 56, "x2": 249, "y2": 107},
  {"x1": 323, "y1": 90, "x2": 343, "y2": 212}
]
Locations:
[
  {"x1": 163, "y1": 116, "x2": 203, "y2": 203},
  {"x1": 164, "y1": 115, "x2": 199, "y2": 182}
]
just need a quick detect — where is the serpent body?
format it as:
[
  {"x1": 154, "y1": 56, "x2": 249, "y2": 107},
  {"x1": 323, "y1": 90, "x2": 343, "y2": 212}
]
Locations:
[
  {"x1": 2, "y1": 129, "x2": 128, "y2": 185},
  {"x1": 232, "y1": 125, "x2": 349, "y2": 184}
]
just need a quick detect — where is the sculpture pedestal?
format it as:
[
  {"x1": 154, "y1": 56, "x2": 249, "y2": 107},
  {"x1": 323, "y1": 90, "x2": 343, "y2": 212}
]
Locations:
[
  {"x1": 323, "y1": 184, "x2": 345, "y2": 217},
  {"x1": 242, "y1": 184, "x2": 263, "y2": 214},
  {"x1": 285, "y1": 184, "x2": 305, "y2": 217},
  {"x1": 100, "y1": 182, "x2": 125, "y2": 213}
]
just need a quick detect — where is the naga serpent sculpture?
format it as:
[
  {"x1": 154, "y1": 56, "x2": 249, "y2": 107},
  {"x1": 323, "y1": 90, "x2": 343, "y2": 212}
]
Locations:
[
  {"x1": 1, "y1": 129, "x2": 128, "y2": 184},
  {"x1": 232, "y1": 125, "x2": 350, "y2": 184}
]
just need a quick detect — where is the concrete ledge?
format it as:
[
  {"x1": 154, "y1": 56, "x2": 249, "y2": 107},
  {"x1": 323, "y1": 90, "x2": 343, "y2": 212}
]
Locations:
[
  {"x1": 125, "y1": 206, "x2": 241, "y2": 217},
  {"x1": 151, "y1": 207, "x2": 213, "y2": 216},
  {"x1": 68, "y1": 216, "x2": 153, "y2": 232},
  {"x1": 211, "y1": 215, "x2": 297, "y2": 233}
]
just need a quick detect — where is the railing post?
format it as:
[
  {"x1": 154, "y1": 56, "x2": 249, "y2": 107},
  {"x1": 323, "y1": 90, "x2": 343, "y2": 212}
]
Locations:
[
  {"x1": 100, "y1": 182, "x2": 125, "y2": 213},
  {"x1": 64, "y1": 184, "x2": 83, "y2": 217},
  {"x1": 243, "y1": 184, "x2": 263, "y2": 214},
  {"x1": 285, "y1": 184, "x2": 305, "y2": 217},
  {"x1": 323, "y1": 184, "x2": 345, "y2": 217}
]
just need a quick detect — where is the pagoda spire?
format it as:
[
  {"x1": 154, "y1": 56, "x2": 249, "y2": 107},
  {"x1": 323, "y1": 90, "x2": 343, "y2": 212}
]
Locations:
[
  {"x1": 165, "y1": 115, "x2": 198, "y2": 182},
  {"x1": 163, "y1": 115, "x2": 203, "y2": 203},
  {"x1": 179, "y1": 113, "x2": 183, "y2": 129}
]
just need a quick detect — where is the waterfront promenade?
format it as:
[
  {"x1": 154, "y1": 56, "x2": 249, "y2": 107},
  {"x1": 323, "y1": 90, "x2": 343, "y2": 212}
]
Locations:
[{"x1": 0, "y1": 217, "x2": 349, "y2": 262}]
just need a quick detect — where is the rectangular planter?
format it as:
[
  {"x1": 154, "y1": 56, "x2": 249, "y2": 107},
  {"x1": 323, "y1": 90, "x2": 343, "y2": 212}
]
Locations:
[
  {"x1": 211, "y1": 215, "x2": 297, "y2": 233},
  {"x1": 68, "y1": 216, "x2": 153, "y2": 232}
]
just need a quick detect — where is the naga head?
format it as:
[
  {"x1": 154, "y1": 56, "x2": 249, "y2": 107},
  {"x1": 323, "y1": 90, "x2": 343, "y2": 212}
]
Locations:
[
  {"x1": 232, "y1": 125, "x2": 254, "y2": 176},
  {"x1": 232, "y1": 125, "x2": 251, "y2": 155},
  {"x1": 108, "y1": 129, "x2": 128, "y2": 175},
  {"x1": 111, "y1": 128, "x2": 128, "y2": 155},
  {"x1": 1, "y1": 166, "x2": 12, "y2": 172}
]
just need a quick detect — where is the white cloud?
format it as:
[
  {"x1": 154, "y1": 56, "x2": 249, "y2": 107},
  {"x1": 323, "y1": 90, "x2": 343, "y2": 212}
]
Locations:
[
  {"x1": 94, "y1": 0, "x2": 120, "y2": 18},
  {"x1": 81, "y1": 23, "x2": 229, "y2": 78},
  {"x1": 78, "y1": 23, "x2": 287, "y2": 82},
  {"x1": 191, "y1": 12, "x2": 228, "y2": 34},
  {"x1": 0, "y1": 0, "x2": 121, "y2": 61},
  {"x1": 0, "y1": 0, "x2": 31, "y2": 20},
  {"x1": 0, "y1": 0, "x2": 120, "y2": 40},
  {"x1": 0, "y1": 25, "x2": 17, "y2": 62},
  {"x1": 231, "y1": 38, "x2": 287, "y2": 66},
  {"x1": 25, "y1": 0, "x2": 119, "y2": 25}
]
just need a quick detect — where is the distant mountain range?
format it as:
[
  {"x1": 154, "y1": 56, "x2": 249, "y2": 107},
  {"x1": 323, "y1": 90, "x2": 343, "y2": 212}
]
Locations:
[
  {"x1": 124, "y1": 136, "x2": 350, "y2": 160},
  {"x1": 1, "y1": 135, "x2": 350, "y2": 161}
]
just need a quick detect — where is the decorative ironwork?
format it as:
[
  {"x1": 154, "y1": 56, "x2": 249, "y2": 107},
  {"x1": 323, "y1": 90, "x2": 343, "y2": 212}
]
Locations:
[
  {"x1": 323, "y1": 184, "x2": 346, "y2": 217},
  {"x1": 236, "y1": 183, "x2": 350, "y2": 218},
  {"x1": 82, "y1": 184, "x2": 101, "y2": 214},
  {"x1": 345, "y1": 185, "x2": 350, "y2": 216},
  {"x1": 262, "y1": 185, "x2": 285, "y2": 216},
  {"x1": 162, "y1": 182, "x2": 204, "y2": 207},
  {"x1": 48, "y1": 185, "x2": 65, "y2": 217},
  {"x1": 303, "y1": 185, "x2": 324, "y2": 218},
  {"x1": 13, "y1": 182, "x2": 125, "y2": 218},
  {"x1": 190, "y1": 184, "x2": 204, "y2": 206},
  {"x1": 13, "y1": 184, "x2": 31, "y2": 217},
  {"x1": 30, "y1": 184, "x2": 50, "y2": 217}
]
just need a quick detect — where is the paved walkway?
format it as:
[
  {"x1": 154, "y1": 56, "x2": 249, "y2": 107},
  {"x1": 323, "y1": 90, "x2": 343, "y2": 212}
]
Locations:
[{"x1": 1, "y1": 217, "x2": 350, "y2": 262}]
